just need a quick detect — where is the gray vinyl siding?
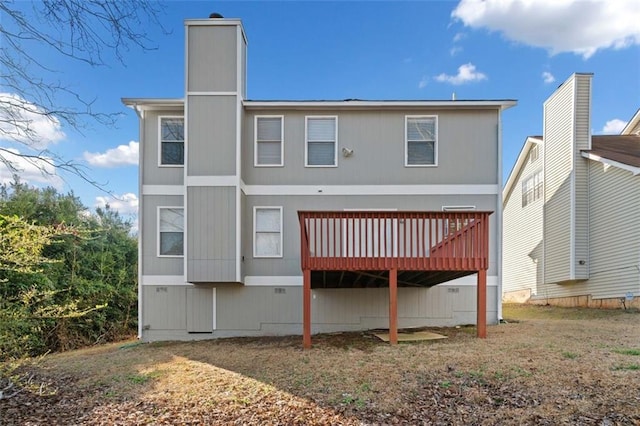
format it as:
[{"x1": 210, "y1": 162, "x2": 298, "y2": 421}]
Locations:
[
  {"x1": 187, "y1": 25, "x2": 237, "y2": 93},
  {"x1": 241, "y1": 109, "x2": 499, "y2": 185},
  {"x1": 502, "y1": 144, "x2": 544, "y2": 296},
  {"x1": 543, "y1": 77, "x2": 574, "y2": 283},
  {"x1": 187, "y1": 186, "x2": 237, "y2": 282},
  {"x1": 187, "y1": 95, "x2": 237, "y2": 176},
  {"x1": 573, "y1": 75, "x2": 591, "y2": 279},
  {"x1": 186, "y1": 287, "x2": 214, "y2": 332},
  {"x1": 141, "y1": 195, "x2": 184, "y2": 276},
  {"x1": 242, "y1": 194, "x2": 499, "y2": 279},
  {"x1": 142, "y1": 110, "x2": 184, "y2": 185},
  {"x1": 140, "y1": 284, "x2": 499, "y2": 341},
  {"x1": 588, "y1": 163, "x2": 640, "y2": 298},
  {"x1": 142, "y1": 286, "x2": 187, "y2": 331}
]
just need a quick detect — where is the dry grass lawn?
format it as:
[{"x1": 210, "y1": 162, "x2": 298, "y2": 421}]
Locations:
[{"x1": 1, "y1": 304, "x2": 639, "y2": 425}]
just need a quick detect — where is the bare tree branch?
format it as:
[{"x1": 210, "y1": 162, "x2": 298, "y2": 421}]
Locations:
[{"x1": 0, "y1": 0, "x2": 167, "y2": 187}]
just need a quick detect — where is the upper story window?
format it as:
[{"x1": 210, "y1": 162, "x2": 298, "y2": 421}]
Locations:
[
  {"x1": 406, "y1": 116, "x2": 437, "y2": 166},
  {"x1": 255, "y1": 116, "x2": 284, "y2": 166},
  {"x1": 530, "y1": 144, "x2": 540, "y2": 163},
  {"x1": 253, "y1": 207, "x2": 283, "y2": 258},
  {"x1": 306, "y1": 116, "x2": 337, "y2": 167},
  {"x1": 159, "y1": 117, "x2": 184, "y2": 166},
  {"x1": 522, "y1": 170, "x2": 543, "y2": 207},
  {"x1": 158, "y1": 207, "x2": 184, "y2": 256}
]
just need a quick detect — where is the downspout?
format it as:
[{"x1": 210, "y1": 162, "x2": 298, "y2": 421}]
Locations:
[
  {"x1": 497, "y1": 107, "x2": 504, "y2": 322},
  {"x1": 130, "y1": 103, "x2": 144, "y2": 339}
]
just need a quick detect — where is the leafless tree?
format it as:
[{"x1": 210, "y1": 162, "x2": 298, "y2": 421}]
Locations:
[{"x1": 0, "y1": 0, "x2": 166, "y2": 185}]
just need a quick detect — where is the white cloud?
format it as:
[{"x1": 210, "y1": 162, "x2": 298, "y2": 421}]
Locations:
[
  {"x1": 95, "y1": 192, "x2": 139, "y2": 216},
  {"x1": 418, "y1": 76, "x2": 429, "y2": 89},
  {"x1": 542, "y1": 71, "x2": 556, "y2": 84},
  {"x1": 0, "y1": 147, "x2": 63, "y2": 188},
  {"x1": 95, "y1": 192, "x2": 139, "y2": 233},
  {"x1": 453, "y1": 32, "x2": 466, "y2": 43},
  {"x1": 601, "y1": 119, "x2": 628, "y2": 134},
  {"x1": 84, "y1": 141, "x2": 139, "y2": 167},
  {"x1": 452, "y1": 0, "x2": 640, "y2": 59},
  {"x1": 435, "y1": 63, "x2": 487, "y2": 85},
  {"x1": 450, "y1": 46, "x2": 463, "y2": 56},
  {"x1": 0, "y1": 93, "x2": 66, "y2": 149}
]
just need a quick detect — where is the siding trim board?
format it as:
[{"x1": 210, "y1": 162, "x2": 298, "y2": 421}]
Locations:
[
  {"x1": 241, "y1": 184, "x2": 499, "y2": 196},
  {"x1": 236, "y1": 23, "x2": 244, "y2": 282},
  {"x1": 569, "y1": 77, "x2": 577, "y2": 280}
]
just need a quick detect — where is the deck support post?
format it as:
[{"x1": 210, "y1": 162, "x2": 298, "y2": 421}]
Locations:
[
  {"x1": 477, "y1": 269, "x2": 487, "y2": 338},
  {"x1": 303, "y1": 268, "x2": 311, "y2": 349},
  {"x1": 389, "y1": 268, "x2": 398, "y2": 345}
]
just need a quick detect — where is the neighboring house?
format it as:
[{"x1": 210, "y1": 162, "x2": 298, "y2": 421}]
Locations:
[
  {"x1": 123, "y1": 16, "x2": 516, "y2": 344},
  {"x1": 503, "y1": 73, "x2": 640, "y2": 308}
]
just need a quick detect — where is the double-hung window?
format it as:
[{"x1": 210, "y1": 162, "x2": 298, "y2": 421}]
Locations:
[
  {"x1": 522, "y1": 170, "x2": 543, "y2": 207},
  {"x1": 159, "y1": 117, "x2": 184, "y2": 166},
  {"x1": 255, "y1": 116, "x2": 284, "y2": 166},
  {"x1": 158, "y1": 207, "x2": 184, "y2": 256},
  {"x1": 306, "y1": 116, "x2": 337, "y2": 167},
  {"x1": 406, "y1": 116, "x2": 437, "y2": 166},
  {"x1": 253, "y1": 207, "x2": 283, "y2": 258}
]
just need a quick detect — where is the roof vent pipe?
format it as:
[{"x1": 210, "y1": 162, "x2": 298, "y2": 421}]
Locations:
[{"x1": 209, "y1": 12, "x2": 224, "y2": 18}]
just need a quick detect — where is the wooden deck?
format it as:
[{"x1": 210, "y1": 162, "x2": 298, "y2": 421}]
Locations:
[{"x1": 298, "y1": 210, "x2": 492, "y2": 348}]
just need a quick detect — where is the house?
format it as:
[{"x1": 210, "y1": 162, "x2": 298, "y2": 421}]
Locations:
[
  {"x1": 503, "y1": 73, "x2": 640, "y2": 308},
  {"x1": 122, "y1": 16, "x2": 516, "y2": 346}
]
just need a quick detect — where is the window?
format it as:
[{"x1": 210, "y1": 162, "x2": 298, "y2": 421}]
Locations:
[
  {"x1": 306, "y1": 116, "x2": 337, "y2": 167},
  {"x1": 406, "y1": 116, "x2": 437, "y2": 166},
  {"x1": 255, "y1": 116, "x2": 283, "y2": 166},
  {"x1": 442, "y1": 206, "x2": 476, "y2": 235},
  {"x1": 159, "y1": 117, "x2": 184, "y2": 166},
  {"x1": 254, "y1": 207, "x2": 283, "y2": 258},
  {"x1": 522, "y1": 170, "x2": 543, "y2": 207},
  {"x1": 530, "y1": 144, "x2": 540, "y2": 163},
  {"x1": 158, "y1": 207, "x2": 184, "y2": 256}
]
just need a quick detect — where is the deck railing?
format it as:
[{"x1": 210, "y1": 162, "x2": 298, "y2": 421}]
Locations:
[{"x1": 298, "y1": 211, "x2": 491, "y2": 272}]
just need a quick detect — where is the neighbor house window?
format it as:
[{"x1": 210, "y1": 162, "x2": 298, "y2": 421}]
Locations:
[
  {"x1": 159, "y1": 117, "x2": 184, "y2": 166},
  {"x1": 530, "y1": 144, "x2": 540, "y2": 163},
  {"x1": 158, "y1": 207, "x2": 184, "y2": 256},
  {"x1": 254, "y1": 207, "x2": 283, "y2": 258},
  {"x1": 255, "y1": 116, "x2": 283, "y2": 166},
  {"x1": 522, "y1": 170, "x2": 543, "y2": 207},
  {"x1": 306, "y1": 116, "x2": 337, "y2": 167},
  {"x1": 406, "y1": 116, "x2": 437, "y2": 166}
]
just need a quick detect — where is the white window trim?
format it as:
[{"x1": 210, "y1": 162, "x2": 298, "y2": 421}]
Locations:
[
  {"x1": 305, "y1": 116, "x2": 338, "y2": 168},
  {"x1": 157, "y1": 206, "x2": 184, "y2": 258},
  {"x1": 441, "y1": 206, "x2": 476, "y2": 211},
  {"x1": 404, "y1": 115, "x2": 438, "y2": 168},
  {"x1": 254, "y1": 115, "x2": 284, "y2": 167},
  {"x1": 253, "y1": 206, "x2": 283, "y2": 258},
  {"x1": 158, "y1": 115, "x2": 185, "y2": 168}
]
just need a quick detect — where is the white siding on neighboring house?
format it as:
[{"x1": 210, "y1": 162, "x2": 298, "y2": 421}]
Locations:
[
  {"x1": 503, "y1": 142, "x2": 544, "y2": 299},
  {"x1": 572, "y1": 75, "x2": 591, "y2": 279},
  {"x1": 542, "y1": 73, "x2": 592, "y2": 284},
  {"x1": 587, "y1": 162, "x2": 640, "y2": 299}
]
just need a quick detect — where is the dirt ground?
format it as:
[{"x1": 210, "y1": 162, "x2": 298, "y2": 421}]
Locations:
[{"x1": 1, "y1": 304, "x2": 639, "y2": 425}]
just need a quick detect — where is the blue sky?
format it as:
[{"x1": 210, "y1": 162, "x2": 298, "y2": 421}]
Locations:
[{"x1": 1, "y1": 0, "x2": 639, "y2": 230}]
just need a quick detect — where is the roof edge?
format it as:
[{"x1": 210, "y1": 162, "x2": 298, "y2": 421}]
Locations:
[{"x1": 581, "y1": 151, "x2": 640, "y2": 175}]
